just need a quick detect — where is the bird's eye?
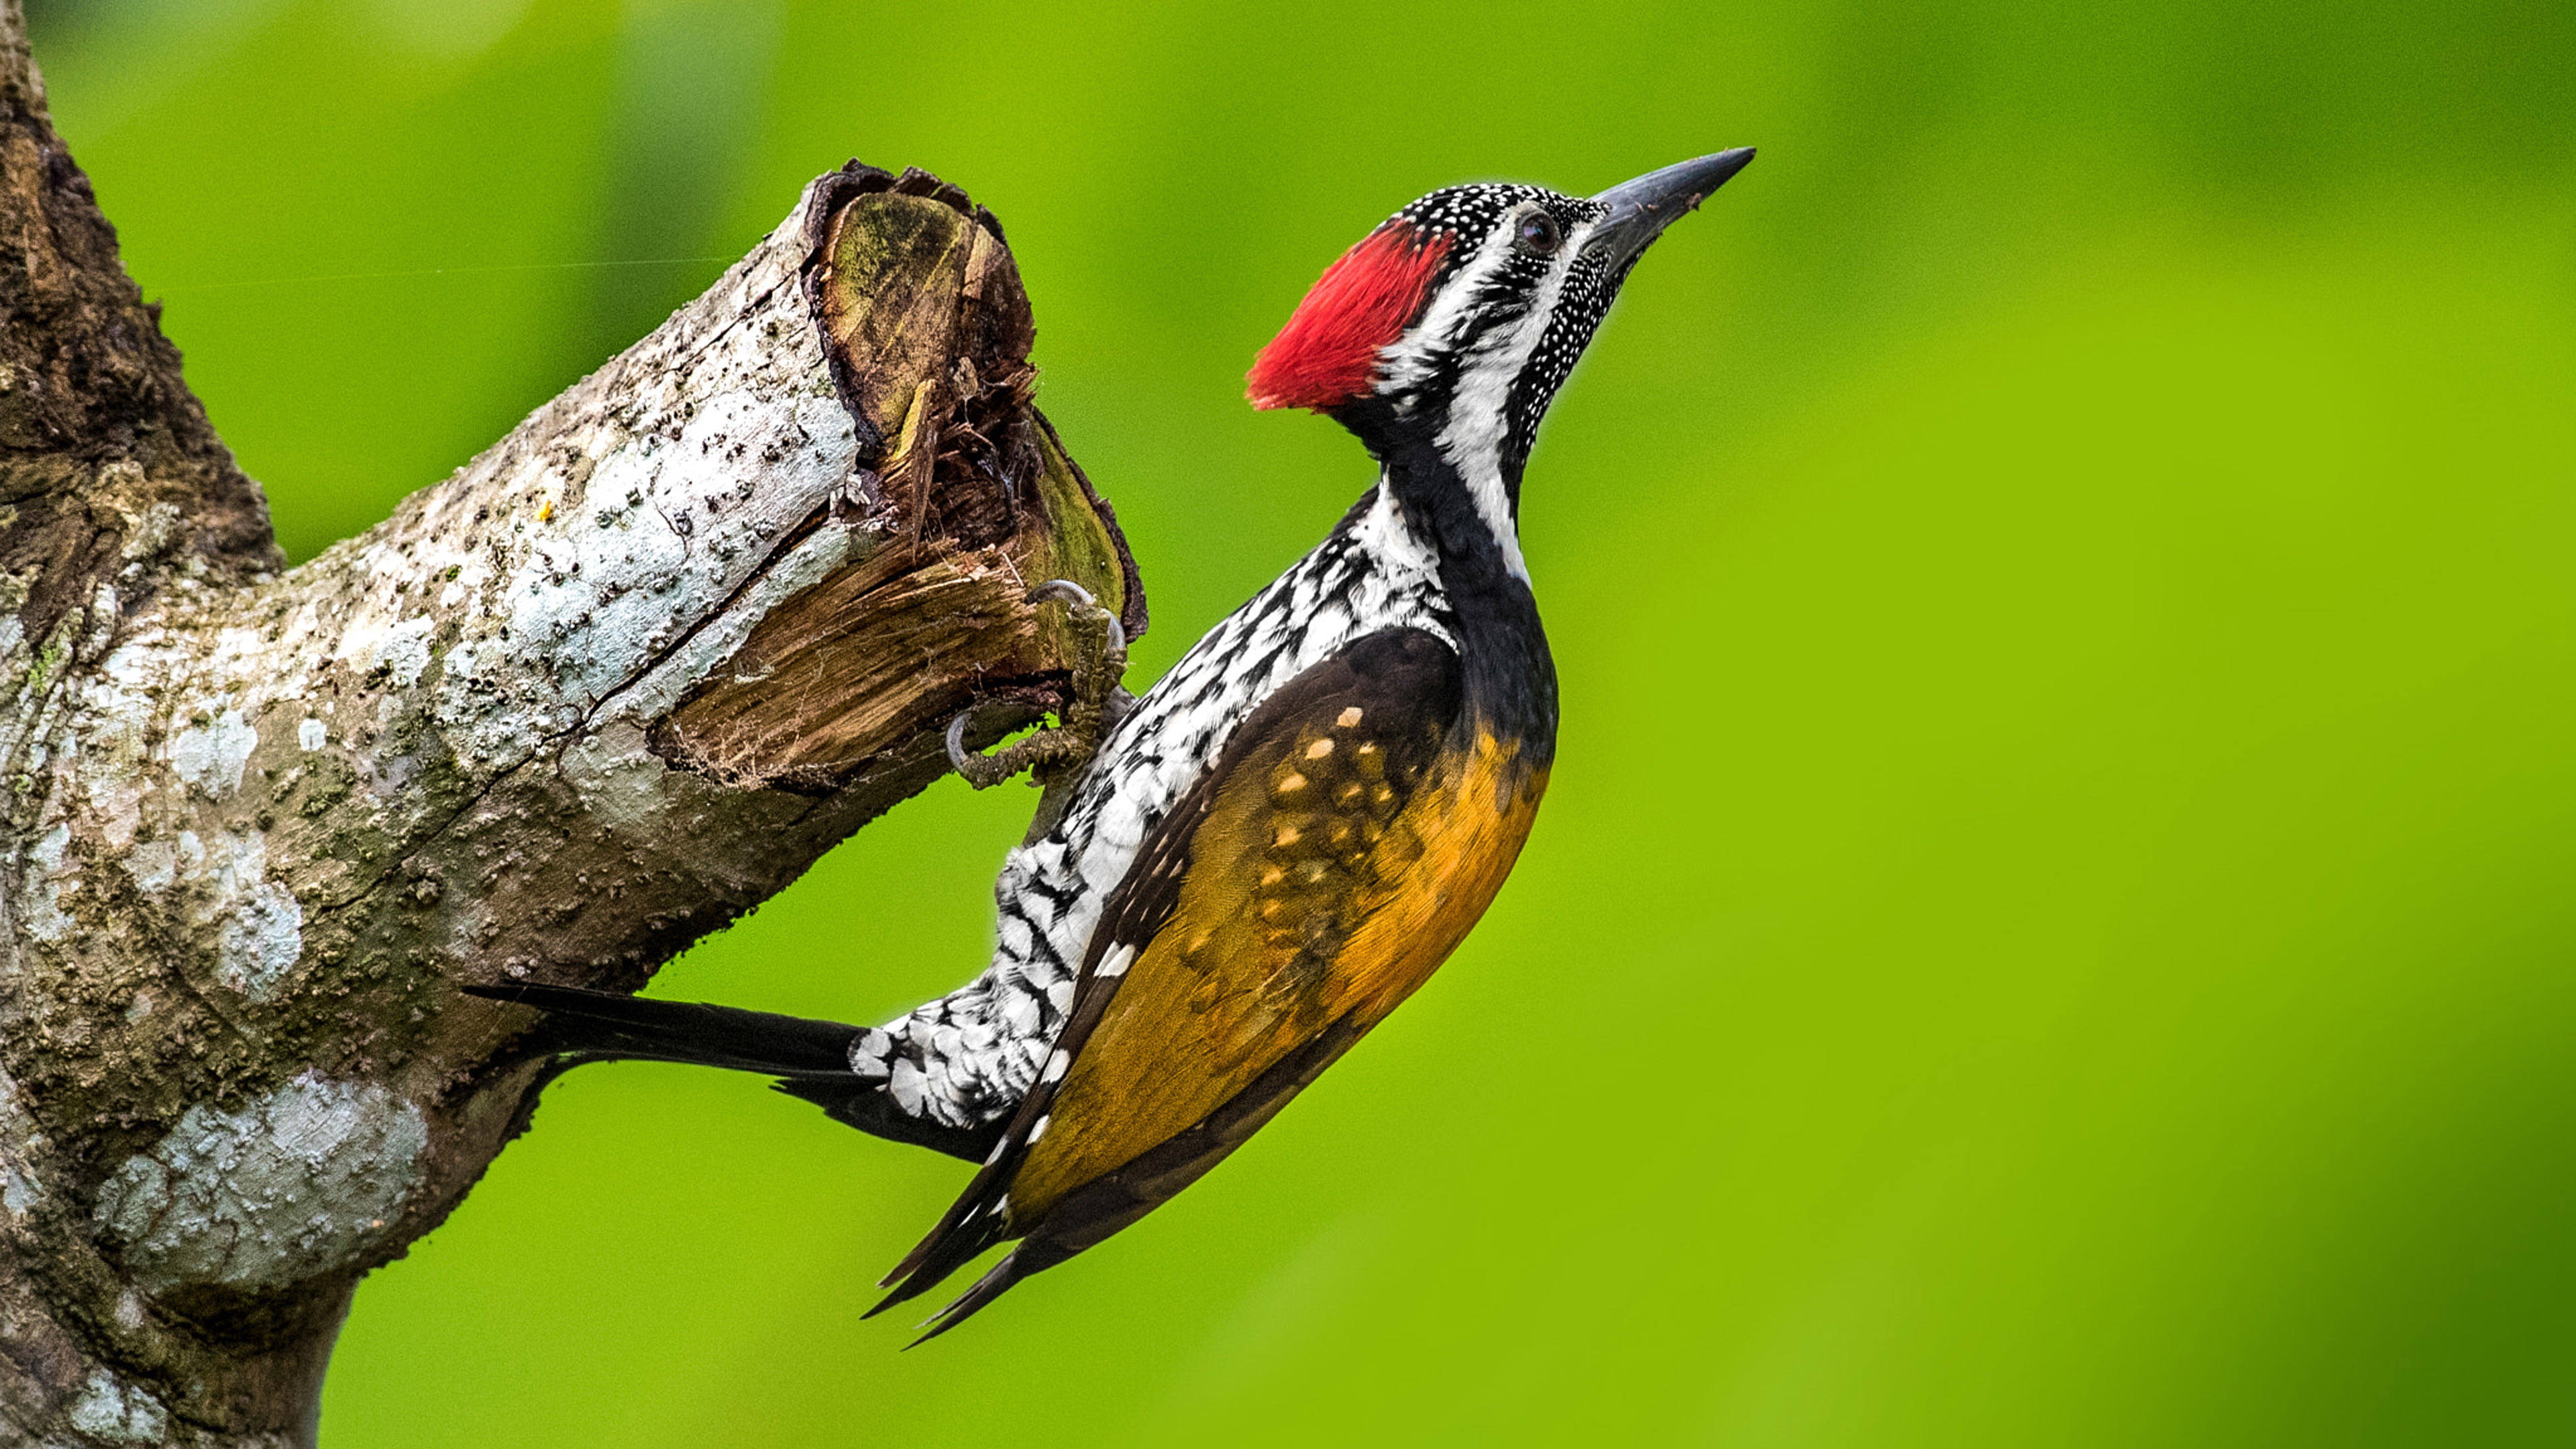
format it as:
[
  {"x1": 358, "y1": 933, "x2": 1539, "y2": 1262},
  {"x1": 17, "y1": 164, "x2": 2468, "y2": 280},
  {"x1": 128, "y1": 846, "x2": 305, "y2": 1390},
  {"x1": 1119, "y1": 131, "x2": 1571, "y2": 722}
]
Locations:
[{"x1": 1513, "y1": 209, "x2": 1562, "y2": 256}]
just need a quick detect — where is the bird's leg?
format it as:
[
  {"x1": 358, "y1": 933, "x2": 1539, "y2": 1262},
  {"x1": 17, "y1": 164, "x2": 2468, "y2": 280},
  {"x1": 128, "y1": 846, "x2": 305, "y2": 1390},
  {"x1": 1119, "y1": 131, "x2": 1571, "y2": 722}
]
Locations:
[
  {"x1": 1032, "y1": 578, "x2": 1133, "y2": 774},
  {"x1": 947, "y1": 580, "x2": 1131, "y2": 792}
]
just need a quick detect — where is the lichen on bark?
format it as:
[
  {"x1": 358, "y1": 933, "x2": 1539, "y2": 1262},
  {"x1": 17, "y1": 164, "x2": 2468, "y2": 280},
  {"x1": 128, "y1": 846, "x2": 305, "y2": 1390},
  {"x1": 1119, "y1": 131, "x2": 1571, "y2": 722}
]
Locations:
[{"x1": 0, "y1": 4, "x2": 1144, "y2": 1441}]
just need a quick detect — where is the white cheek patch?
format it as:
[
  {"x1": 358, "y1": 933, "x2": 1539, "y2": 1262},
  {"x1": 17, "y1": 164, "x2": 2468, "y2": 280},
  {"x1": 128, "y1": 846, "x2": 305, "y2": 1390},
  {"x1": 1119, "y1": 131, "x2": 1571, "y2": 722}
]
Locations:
[
  {"x1": 1419, "y1": 218, "x2": 1602, "y2": 584},
  {"x1": 1377, "y1": 223, "x2": 1521, "y2": 403}
]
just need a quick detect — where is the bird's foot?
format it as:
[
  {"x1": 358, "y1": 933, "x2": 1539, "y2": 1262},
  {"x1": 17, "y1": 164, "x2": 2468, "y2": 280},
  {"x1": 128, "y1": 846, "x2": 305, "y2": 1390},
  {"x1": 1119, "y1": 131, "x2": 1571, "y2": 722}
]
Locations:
[{"x1": 947, "y1": 580, "x2": 1131, "y2": 792}]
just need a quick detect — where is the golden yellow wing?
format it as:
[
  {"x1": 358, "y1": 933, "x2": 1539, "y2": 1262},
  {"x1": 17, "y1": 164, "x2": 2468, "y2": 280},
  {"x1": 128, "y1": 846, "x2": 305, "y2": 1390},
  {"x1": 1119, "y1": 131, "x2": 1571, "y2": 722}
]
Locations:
[{"x1": 876, "y1": 627, "x2": 1548, "y2": 1338}]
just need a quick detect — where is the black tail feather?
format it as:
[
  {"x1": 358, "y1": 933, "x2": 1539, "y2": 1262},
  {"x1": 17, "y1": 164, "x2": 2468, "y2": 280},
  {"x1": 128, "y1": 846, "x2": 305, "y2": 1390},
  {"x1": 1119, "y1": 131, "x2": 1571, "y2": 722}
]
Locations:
[
  {"x1": 900, "y1": 1238, "x2": 1071, "y2": 1347},
  {"x1": 865, "y1": 1210, "x2": 1008, "y2": 1321},
  {"x1": 464, "y1": 981, "x2": 861, "y2": 1077},
  {"x1": 465, "y1": 981, "x2": 1000, "y2": 1164}
]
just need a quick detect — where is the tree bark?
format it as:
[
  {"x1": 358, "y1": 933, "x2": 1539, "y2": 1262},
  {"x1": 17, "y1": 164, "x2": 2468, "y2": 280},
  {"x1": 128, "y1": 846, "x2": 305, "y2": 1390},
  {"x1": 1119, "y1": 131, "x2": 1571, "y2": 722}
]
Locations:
[{"x1": 0, "y1": 6, "x2": 1145, "y2": 1443}]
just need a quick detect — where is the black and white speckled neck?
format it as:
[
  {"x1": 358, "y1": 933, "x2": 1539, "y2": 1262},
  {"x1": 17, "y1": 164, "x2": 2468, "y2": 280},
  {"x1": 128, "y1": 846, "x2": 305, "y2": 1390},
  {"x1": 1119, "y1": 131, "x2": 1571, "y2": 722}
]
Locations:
[{"x1": 847, "y1": 155, "x2": 1734, "y2": 1133}]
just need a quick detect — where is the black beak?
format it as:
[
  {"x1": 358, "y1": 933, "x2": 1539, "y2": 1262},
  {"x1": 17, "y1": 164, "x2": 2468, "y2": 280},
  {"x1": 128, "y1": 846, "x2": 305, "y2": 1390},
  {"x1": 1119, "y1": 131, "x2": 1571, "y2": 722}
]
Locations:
[{"x1": 1587, "y1": 148, "x2": 1755, "y2": 273}]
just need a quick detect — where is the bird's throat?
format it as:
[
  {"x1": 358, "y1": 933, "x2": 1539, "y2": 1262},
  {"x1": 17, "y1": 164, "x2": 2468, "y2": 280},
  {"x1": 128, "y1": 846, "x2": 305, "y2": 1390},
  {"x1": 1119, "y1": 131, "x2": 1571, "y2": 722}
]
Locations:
[{"x1": 1365, "y1": 449, "x2": 1558, "y2": 767}]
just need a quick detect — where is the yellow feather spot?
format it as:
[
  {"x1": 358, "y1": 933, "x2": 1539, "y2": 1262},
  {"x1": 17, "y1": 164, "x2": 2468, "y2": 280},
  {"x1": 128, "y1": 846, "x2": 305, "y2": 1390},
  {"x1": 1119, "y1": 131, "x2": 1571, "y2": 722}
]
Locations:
[
  {"x1": 1273, "y1": 824, "x2": 1302, "y2": 847},
  {"x1": 1336, "y1": 706, "x2": 1364, "y2": 728},
  {"x1": 1305, "y1": 737, "x2": 1335, "y2": 760},
  {"x1": 1374, "y1": 784, "x2": 1395, "y2": 803},
  {"x1": 1337, "y1": 783, "x2": 1364, "y2": 804},
  {"x1": 1277, "y1": 772, "x2": 1308, "y2": 795},
  {"x1": 1260, "y1": 866, "x2": 1286, "y2": 887}
]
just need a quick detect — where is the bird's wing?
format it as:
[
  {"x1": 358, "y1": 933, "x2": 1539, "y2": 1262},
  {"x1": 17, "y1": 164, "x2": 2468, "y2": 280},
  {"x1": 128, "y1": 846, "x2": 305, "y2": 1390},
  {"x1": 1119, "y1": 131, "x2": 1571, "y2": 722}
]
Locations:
[{"x1": 877, "y1": 625, "x2": 1549, "y2": 1335}]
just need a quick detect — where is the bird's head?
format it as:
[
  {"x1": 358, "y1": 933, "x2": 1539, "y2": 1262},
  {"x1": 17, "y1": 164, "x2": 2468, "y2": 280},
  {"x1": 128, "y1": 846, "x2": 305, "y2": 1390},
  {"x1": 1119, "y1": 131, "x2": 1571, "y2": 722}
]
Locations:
[{"x1": 1248, "y1": 150, "x2": 1754, "y2": 480}]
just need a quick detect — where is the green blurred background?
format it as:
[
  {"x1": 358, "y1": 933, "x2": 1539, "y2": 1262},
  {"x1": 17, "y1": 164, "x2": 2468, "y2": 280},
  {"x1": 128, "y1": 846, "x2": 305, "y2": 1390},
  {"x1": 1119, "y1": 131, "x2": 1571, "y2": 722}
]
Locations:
[{"x1": 25, "y1": 0, "x2": 2576, "y2": 1442}]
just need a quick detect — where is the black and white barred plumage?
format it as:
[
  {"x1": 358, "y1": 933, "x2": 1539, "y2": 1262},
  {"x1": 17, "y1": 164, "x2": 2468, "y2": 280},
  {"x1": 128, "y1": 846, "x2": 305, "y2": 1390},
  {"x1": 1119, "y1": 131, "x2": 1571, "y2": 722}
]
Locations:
[
  {"x1": 843, "y1": 156, "x2": 1746, "y2": 1136},
  {"x1": 846, "y1": 484, "x2": 1456, "y2": 1129},
  {"x1": 473, "y1": 149, "x2": 1754, "y2": 1338}
]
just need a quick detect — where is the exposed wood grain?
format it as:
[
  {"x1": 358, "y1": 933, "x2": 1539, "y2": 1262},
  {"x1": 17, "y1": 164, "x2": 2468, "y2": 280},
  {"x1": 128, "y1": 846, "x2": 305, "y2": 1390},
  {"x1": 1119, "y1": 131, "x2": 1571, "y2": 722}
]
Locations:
[{"x1": 0, "y1": 14, "x2": 1146, "y2": 1438}]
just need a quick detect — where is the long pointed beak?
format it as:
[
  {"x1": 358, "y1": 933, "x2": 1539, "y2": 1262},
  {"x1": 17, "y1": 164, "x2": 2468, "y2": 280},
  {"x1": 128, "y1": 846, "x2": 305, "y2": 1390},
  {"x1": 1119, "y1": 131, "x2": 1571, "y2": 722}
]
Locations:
[{"x1": 1587, "y1": 148, "x2": 1755, "y2": 273}]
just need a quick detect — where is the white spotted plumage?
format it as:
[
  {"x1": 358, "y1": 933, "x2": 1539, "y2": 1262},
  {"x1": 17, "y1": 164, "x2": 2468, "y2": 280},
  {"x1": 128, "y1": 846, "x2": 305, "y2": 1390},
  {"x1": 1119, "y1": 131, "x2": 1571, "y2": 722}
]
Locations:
[
  {"x1": 852, "y1": 485, "x2": 1454, "y2": 1131},
  {"x1": 1428, "y1": 212, "x2": 1601, "y2": 583},
  {"x1": 482, "y1": 152, "x2": 1746, "y2": 1340},
  {"x1": 847, "y1": 159, "x2": 1723, "y2": 1146},
  {"x1": 1372, "y1": 189, "x2": 1610, "y2": 584}
]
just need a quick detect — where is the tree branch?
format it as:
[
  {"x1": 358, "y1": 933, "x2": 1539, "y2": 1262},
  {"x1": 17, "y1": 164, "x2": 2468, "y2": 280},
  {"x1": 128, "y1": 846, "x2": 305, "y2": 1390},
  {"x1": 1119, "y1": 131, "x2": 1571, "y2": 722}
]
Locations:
[{"x1": 0, "y1": 6, "x2": 1144, "y2": 1442}]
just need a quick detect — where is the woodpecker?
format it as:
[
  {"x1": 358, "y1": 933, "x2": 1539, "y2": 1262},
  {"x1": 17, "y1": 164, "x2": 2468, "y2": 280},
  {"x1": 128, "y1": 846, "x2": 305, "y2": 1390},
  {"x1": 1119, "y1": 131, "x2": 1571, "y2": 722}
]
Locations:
[{"x1": 471, "y1": 149, "x2": 1754, "y2": 1340}]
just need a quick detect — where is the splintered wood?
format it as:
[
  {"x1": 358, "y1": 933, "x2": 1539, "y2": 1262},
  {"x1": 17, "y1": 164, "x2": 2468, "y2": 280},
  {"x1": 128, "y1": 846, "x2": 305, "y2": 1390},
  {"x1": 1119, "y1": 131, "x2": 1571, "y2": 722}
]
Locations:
[{"x1": 653, "y1": 168, "x2": 1145, "y2": 791}]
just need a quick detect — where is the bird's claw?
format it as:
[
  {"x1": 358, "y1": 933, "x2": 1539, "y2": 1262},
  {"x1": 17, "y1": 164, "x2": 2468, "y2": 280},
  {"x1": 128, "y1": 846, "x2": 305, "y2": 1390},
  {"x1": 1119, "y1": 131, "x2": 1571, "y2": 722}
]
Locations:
[
  {"x1": 1022, "y1": 580, "x2": 1128, "y2": 683},
  {"x1": 945, "y1": 710, "x2": 1019, "y2": 790},
  {"x1": 1023, "y1": 578, "x2": 1097, "y2": 610},
  {"x1": 946, "y1": 579, "x2": 1129, "y2": 792}
]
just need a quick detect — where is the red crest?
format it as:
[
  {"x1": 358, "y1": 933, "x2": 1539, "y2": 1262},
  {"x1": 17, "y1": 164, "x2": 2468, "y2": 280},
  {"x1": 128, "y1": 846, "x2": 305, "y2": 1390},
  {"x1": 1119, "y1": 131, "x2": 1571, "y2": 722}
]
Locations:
[{"x1": 1246, "y1": 222, "x2": 1451, "y2": 412}]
